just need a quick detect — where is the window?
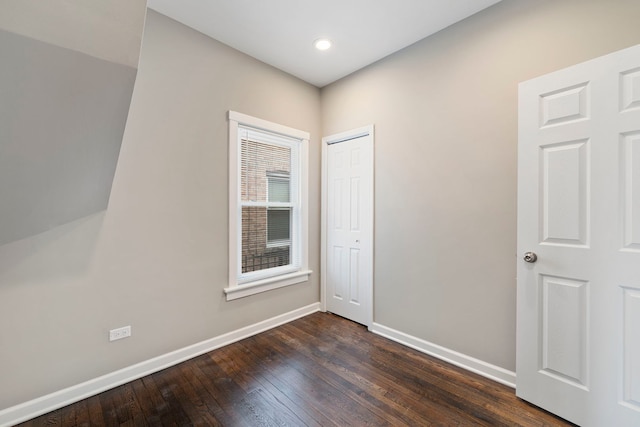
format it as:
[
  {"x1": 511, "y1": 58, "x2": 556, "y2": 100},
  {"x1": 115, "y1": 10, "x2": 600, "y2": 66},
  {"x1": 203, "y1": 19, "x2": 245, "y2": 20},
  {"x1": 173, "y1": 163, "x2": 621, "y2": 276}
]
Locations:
[{"x1": 225, "y1": 111, "x2": 311, "y2": 300}]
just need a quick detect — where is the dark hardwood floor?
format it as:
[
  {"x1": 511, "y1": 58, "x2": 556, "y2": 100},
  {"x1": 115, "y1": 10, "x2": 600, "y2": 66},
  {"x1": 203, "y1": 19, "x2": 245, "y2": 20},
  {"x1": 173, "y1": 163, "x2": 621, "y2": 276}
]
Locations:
[{"x1": 17, "y1": 312, "x2": 574, "y2": 426}]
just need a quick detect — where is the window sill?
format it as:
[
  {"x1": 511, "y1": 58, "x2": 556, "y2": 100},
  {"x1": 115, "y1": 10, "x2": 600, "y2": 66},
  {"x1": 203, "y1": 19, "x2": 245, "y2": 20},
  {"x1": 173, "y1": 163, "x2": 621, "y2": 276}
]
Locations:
[{"x1": 224, "y1": 270, "x2": 312, "y2": 301}]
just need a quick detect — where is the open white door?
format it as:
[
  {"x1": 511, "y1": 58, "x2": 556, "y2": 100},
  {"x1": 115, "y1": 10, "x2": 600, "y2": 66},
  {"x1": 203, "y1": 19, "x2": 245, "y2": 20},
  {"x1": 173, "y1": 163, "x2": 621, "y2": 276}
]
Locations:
[
  {"x1": 322, "y1": 126, "x2": 374, "y2": 327},
  {"x1": 517, "y1": 44, "x2": 640, "y2": 426}
]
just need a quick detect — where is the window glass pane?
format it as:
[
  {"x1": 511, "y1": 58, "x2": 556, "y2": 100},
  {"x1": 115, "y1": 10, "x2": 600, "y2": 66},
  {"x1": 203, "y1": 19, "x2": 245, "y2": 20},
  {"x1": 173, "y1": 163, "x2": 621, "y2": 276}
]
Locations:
[
  {"x1": 267, "y1": 208, "x2": 291, "y2": 242},
  {"x1": 241, "y1": 206, "x2": 290, "y2": 273},
  {"x1": 268, "y1": 175, "x2": 290, "y2": 203},
  {"x1": 235, "y1": 123, "x2": 302, "y2": 282},
  {"x1": 241, "y1": 139, "x2": 290, "y2": 203}
]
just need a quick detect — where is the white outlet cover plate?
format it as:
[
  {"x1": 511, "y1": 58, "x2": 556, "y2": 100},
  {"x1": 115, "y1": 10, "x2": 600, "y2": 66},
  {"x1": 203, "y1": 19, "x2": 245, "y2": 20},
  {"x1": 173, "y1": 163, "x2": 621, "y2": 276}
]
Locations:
[{"x1": 109, "y1": 326, "x2": 131, "y2": 341}]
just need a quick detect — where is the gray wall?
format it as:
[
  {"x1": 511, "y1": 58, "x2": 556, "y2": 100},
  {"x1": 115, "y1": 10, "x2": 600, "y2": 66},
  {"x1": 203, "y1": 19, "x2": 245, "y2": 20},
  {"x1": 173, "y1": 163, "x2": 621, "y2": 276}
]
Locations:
[
  {"x1": 0, "y1": 0, "x2": 146, "y2": 245},
  {"x1": 321, "y1": 0, "x2": 640, "y2": 371},
  {"x1": 0, "y1": 0, "x2": 146, "y2": 68},
  {"x1": 0, "y1": 30, "x2": 137, "y2": 245},
  {"x1": 0, "y1": 10, "x2": 321, "y2": 410}
]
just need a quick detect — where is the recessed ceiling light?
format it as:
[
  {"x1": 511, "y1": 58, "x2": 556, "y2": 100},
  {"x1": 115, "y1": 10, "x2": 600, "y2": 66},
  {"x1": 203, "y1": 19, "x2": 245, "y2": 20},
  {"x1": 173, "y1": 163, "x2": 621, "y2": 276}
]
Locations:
[{"x1": 314, "y1": 38, "x2": 332, "y2": 51}]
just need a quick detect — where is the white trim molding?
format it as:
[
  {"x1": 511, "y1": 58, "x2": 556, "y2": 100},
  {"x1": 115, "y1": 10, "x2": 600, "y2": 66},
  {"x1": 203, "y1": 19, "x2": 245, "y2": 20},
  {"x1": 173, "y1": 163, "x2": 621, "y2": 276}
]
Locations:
[
  {"x1": 370, "y1": 322, "x2": 516, "y2": 388},
  {"x1": 0, "y1": 303, "x2": 321, "y2": 427},
  {"x1": 224, "y1": 269, "x2": 312, "y2": 300}
]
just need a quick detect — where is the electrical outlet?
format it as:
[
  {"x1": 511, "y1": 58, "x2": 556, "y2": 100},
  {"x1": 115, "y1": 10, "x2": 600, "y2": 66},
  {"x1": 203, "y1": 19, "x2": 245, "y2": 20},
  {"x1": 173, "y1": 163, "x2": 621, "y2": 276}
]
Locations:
[{"x1": 109, "y1": 326, "x2": 131, "y2": 342}]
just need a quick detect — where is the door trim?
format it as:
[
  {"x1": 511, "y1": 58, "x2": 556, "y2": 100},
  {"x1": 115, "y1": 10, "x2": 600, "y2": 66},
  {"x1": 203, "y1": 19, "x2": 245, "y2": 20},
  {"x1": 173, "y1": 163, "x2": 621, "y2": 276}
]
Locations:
[{"x1": 321, "y1": 125, "x2": 374, "y2": 328}]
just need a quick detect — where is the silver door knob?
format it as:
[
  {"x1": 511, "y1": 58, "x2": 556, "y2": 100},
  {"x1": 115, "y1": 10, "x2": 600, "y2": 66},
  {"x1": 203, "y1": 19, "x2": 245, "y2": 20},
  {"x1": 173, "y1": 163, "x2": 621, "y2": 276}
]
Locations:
[{"x1": 523, "y1": 252, "x2": 538, "y2": 263}]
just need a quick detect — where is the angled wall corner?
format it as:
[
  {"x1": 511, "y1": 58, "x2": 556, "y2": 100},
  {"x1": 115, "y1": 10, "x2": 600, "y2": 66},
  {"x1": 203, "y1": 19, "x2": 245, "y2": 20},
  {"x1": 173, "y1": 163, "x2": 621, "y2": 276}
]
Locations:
[{"x1": 0, "y1": 0, "x2": 147, "y2": 246}]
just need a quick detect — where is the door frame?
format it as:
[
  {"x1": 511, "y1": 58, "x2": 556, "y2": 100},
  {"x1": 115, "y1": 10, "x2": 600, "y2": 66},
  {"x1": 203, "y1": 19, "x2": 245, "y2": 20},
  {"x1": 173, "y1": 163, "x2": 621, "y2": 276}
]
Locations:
[{"x1": 321, "y1": 125, "x2": 374, "y2": 328}]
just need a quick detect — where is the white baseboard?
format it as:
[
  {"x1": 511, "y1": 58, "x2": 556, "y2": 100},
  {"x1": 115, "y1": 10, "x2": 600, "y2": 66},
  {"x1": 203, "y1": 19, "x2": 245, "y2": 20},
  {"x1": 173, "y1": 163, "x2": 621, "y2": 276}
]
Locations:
[
  {"x1": 0, "y1": 303, "x2": 321, "y2": 427},
  {"x1": 370, "y1": 322, "x2": 516, "y2": 388}
]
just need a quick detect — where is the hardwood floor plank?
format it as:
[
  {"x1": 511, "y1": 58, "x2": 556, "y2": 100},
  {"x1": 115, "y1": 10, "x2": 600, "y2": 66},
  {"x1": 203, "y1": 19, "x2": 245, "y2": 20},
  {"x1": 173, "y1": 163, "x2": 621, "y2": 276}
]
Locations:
[
  {"x1": 83, "y1": 394, "x2": 106, "y2": 426},
  {"x1": 252, "y1": 332, "x2": 389, "y2": 426},
  {"x1": 121, "y1": 383, "x2": 148, "y2": 426},
  {"x1": 15, "y1": 312, "x2": 574, "y2": 427},
  {"x1": 165, "y1": 363, "x2": 223, "y2": 426},
  {"x1": 149, "y1": 368, "x2": 200, "y2": 426},
  {"x1": 138, "y1": 371, "x2": 189, "y2": 425},
  {"x1": 96, "y1": 387, "x2": 120, "y2": 426},
  {"x1": 236, "y1": 338, "x2": 338, "y2": 426},
  {"x1": 16, "y1": 410, "x2": 59, "y2": 427},
  {"x1": 212, "y1": 344, "x2": 323, "y2": 427},
  {"x1": 271, "y1": 321, "x2": 479, "y2": 425},
  {"x1": 129, "y1": 378, "x2": 164, "y2": 426},
  {"x1": 291, "y1": 314, "x2": 557, "y2": 426},
  {"x1": 190, "y1": 352, "x2": 265, "y2": 426},
  {"x1": 322, "y1": 318, "x2": 544, "y2": 425},
  {"x1": 183, "y1": 366, "x2": 226, "y2": 425},
  {"x1": 254, "y1": 330, "x2": 428, "y2": 426}
]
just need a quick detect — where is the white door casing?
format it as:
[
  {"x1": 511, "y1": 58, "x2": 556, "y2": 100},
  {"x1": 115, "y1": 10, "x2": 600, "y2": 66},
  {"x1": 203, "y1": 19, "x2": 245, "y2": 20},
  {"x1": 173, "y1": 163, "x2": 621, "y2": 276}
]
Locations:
[
  {"x1": 517, "y1": 44, "x2": 640, "y2": 426},
  {"x1": 322, "y1": 126, "x2": 374, "y2": 327}
]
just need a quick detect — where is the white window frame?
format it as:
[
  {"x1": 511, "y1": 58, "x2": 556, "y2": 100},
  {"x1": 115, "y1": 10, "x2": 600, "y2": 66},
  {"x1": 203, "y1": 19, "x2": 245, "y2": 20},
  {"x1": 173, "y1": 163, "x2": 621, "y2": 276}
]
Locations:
[{"x1": 225, "y1": 111, "x2": 311, "y2": 300}]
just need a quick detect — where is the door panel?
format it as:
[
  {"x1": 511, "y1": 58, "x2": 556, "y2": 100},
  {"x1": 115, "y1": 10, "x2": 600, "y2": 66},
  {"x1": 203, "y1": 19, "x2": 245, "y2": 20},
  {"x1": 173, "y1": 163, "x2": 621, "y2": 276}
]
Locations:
[
  {"x1": 541, "y1": 139, "x2": 589, "y2": 245},
  {"x1": 540, "y1": 274, "x2": 589, "y2": 388},
  {"x1": 323, "y1": 127, "x2": 373, "y2": 327},
  {"x1": 349, "y1": 247, "x2": 360, "y2": 303},
  {"x1": 623, "y1": 286, "x2": 640, "y2": 410},
  {"x1": 540, "y1": 82, "x2": 589, "y2": 127},
  {"x1": 350, "y1": 176, "x2": 360, "y2": 230},
  {"x1": 517, "y1": 44, "x2": 640, "y2": 426},
  {"x1": 620, "y1": 68, "x2": 640, "y2": 112},
  {"x1": 622, "y1": 132, "x2": 640, "y2": 250}
]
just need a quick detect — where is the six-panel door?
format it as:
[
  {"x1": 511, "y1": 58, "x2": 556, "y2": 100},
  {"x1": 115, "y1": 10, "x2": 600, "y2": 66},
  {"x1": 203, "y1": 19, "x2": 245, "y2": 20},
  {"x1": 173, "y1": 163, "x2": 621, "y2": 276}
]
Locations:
[
  {"x1": 325, "y1": 133, "x2": 373, "y2": 326},
  {"x1": 517, "y1": 44, "x2": 640, "y2": 426}
]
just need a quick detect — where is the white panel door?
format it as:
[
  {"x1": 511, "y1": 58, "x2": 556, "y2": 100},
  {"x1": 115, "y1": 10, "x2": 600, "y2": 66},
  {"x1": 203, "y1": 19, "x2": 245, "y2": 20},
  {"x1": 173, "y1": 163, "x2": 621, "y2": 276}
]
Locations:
[
  {"x1": 517, "y1": 44, "x2": 640, "y2": 426},
  {"x1": 323, "y1": 127, "x2": 373, "y2": 326}
]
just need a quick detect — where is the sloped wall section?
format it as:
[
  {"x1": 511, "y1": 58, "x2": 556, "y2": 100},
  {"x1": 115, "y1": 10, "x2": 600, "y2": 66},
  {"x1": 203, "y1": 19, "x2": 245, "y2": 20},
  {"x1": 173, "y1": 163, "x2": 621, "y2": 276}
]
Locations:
[{"x1": 0, "y1": 0, "x2": 147, "y2": 245}]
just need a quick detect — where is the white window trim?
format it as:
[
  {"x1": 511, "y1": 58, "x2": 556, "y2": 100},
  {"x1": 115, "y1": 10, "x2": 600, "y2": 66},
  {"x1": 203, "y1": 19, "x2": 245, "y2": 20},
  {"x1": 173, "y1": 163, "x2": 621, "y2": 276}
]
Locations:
[{"x1": 225, "y1": 111, "x2": 311, "y2": 301}]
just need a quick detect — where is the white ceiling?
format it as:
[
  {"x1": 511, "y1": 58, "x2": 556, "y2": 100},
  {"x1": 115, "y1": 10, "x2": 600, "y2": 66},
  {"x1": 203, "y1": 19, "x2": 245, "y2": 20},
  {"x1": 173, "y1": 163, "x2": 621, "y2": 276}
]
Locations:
[{"x1": 147, "y1": 0, "x2": 503, "y2": 88}]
